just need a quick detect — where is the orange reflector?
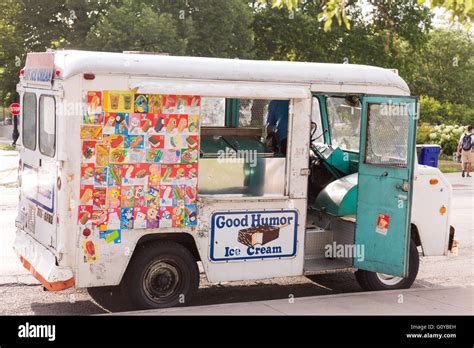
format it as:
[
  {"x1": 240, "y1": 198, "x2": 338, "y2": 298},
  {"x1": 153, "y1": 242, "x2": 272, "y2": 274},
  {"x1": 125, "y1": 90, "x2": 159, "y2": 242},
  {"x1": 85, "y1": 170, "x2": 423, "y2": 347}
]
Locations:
[
  {"x1": 440, "y1": 206, "x2": 447, "y2": 215},
  {"x1": 429, "y1": 178, "x2": 439, "y2": 185},
  {"x1": 83, "y1": 73, "x2": 95, "y2": 80}
]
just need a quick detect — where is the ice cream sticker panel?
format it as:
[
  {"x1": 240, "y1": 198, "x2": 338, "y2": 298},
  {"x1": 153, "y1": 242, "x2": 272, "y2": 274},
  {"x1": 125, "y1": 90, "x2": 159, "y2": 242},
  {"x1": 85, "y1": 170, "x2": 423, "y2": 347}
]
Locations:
[
  {"x1": 210, "y1": 210, "x2": 298, "y2": 261},
  {"x1": 79, "y1": 91, "x2": 200, "y2": 234}
]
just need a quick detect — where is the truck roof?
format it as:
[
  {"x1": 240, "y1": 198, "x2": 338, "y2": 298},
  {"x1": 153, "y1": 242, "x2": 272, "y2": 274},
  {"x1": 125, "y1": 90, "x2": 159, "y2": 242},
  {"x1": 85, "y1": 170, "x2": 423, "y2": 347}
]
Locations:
[{"x1": 48, "y1": 50, "x2": 410, "y2": 95}]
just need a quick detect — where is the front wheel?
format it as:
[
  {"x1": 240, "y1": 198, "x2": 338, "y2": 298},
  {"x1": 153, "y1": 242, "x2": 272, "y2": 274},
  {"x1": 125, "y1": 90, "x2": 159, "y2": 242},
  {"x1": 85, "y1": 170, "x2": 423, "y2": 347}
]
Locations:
[
  {"x1": 123, "y1": 241, "x2": 199, "y2": 310},
  {"x1": 355, "y1": 240, "x2": 419, "y2": 291}
]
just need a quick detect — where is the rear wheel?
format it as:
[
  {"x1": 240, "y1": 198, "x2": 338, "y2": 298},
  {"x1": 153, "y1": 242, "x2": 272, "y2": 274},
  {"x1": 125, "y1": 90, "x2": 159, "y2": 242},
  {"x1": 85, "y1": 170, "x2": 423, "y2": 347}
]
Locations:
[
  {"x1": 355, "y1": 240, "x2": 419, "y2": 291},
  {"x1": 123, "y1": 241, "x2": 199, "y2": 310}
]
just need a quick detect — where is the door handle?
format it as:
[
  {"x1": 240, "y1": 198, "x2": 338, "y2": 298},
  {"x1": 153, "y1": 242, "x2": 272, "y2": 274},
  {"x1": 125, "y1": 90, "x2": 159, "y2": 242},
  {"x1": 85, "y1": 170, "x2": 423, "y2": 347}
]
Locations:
[
  {"x1": 396, "y1": 181, "x2": 409, "y2": 192},
  {"x1": 300, "y1": 168, "x2": 310, "y2": 176},
  {"x1": 38, "y1": 158, "x2": 42, "y2": 167}
]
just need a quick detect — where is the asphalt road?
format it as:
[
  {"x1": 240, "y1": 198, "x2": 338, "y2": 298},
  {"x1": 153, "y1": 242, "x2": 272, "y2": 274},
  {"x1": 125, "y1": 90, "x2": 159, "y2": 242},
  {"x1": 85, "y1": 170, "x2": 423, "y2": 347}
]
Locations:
[{"x1": 0, "y1": 147, "x2": 472, "y2": 314}]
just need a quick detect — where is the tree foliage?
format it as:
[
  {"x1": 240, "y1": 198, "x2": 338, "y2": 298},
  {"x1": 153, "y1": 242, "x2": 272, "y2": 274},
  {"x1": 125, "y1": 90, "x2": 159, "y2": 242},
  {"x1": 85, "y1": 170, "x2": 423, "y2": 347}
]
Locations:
[
  {"x1": 85, "y1": 1, "x2": 187, "y2": 54},
  {"x1": 0, "y1": 0, "x2": 117, "y2": 103},
  {"x1": 0, "y1": 0, "x2": 472, "y2": 127},
  {"x1": 252, "y1": 1, "x2": 432, "y2": 68},
  {"x1": 268, "y1": 0, "x2": 473, "y2": 31},
  {"x1": 84, "y1": 0, "x2": 254, "y2": 57},
  {"x1": 0, "y1": 0, "x2": 253, "y2": 104},
  {"x1": 411, "y1": 30, "x2": 474, "y2": 107}
]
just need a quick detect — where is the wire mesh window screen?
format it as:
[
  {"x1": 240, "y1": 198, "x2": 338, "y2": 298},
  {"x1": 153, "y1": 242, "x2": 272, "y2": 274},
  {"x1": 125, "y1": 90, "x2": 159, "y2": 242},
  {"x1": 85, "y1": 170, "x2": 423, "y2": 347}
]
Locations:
[
  {"x1": 200, "y1": 97, "x2": 225, "y2": 126},
  {"x1": 200, "y1": 98, "x2": 270, "y2": 131},
  {"x1": 365, "y1": 103, "x2": 409, "y2": 167},
  {"x1": 238, "y1": 99, "x2": 269, "y2": 132}
]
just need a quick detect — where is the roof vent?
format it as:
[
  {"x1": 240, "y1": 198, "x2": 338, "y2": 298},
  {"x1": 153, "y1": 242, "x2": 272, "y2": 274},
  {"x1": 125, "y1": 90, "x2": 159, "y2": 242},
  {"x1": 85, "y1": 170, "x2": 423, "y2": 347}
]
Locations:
[{"x1": 388, "y1": 68, "x2": 399, "y2": 75}]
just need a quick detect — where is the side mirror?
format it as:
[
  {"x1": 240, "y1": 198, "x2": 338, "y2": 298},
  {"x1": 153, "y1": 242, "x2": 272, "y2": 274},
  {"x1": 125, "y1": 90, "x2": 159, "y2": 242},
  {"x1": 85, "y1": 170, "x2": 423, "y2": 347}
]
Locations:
[{"x1": 345, "y1": 95, "x2": 360, "y2": 107}]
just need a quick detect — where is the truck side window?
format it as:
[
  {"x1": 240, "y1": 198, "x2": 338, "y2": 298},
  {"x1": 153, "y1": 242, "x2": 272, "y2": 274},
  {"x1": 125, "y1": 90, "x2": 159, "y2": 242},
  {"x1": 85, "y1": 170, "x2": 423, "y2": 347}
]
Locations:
[
  {"x1": 311, "y1": 97, "x2": 324, "y2": 143},
  {"x1": 22, "y1": 93, "x2": 37, "y2": 151},
  {"x1": 199, "y1": 97, "x2": 287, "y2": 196},
  {"x1": 326, "y1": 96, "x2": 361, "y2": 152},
  {"x1": 39, "y1": 95, "x2": 56, "y2": 157}
]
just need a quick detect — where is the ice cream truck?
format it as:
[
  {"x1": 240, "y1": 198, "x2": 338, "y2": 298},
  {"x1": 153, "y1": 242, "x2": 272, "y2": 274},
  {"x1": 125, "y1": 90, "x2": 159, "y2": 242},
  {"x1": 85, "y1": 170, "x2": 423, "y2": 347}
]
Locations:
[{"x1": 14, "y1": 50, "x2": 456, "y2": 309}]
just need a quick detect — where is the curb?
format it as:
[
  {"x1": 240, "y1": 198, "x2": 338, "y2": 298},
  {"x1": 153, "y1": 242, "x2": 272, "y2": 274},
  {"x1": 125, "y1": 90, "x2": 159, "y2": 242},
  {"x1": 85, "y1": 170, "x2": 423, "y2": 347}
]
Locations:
[
  {"x1": 112, "y1": 286, "x2": 473, "y2": 316},
  {"x1": 0, "y1": 274, "x2": 39, "y2": 286}
]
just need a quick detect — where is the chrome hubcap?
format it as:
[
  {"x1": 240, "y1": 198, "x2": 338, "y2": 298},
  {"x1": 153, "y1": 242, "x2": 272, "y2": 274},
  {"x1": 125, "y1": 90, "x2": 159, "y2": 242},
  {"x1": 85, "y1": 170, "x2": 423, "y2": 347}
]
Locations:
[
  {"x1": 376, "y1": 272, "x2": 404, "y2": 286},
  {"x1": 143, "y1": 261, "x2": 181, "y2": 303}
]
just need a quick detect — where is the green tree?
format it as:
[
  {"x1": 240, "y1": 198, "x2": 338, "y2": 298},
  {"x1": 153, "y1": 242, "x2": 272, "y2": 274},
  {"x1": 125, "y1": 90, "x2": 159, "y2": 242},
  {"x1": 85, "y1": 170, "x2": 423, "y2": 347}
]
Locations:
[
  {"x1": 1, "y1": 0, "x2": 472, "y2": 129},
  {"x1": 419, "y1": 96, "x2": 474, "y2": 125},
  {"x1": 411, "y1": 29, "x2": 474, "y2": 108},
  {"x1": 178, "y1": 0, "x2": 253, "y2": 58},
  {"x1": 0, "y1": 1, "x2": 23, "y2": 104},
  {"x1": 86, "y1": 0, "x2": 254, "y2": 58},
  {"x1": 269, "y1": 0, "x2": 473, "y2": 31},
  {"x1": 85, "y1": 1, "x2": 186, "y2": 54},
  {"x1": 0, "y1": 0, "x2": 254, "y2": 105},
  {"x1": 62, "y1": 0, "x2": 119, "y2": 49},
  {"x1": 0, "y1": 0, "x2": 68, "y2": 104},
  {"x1": 252, "y1": 0, "x2": 432, "y2": 67},
  {"x1": 0, "y1": 0, "x2": 115, "y2": 105}
]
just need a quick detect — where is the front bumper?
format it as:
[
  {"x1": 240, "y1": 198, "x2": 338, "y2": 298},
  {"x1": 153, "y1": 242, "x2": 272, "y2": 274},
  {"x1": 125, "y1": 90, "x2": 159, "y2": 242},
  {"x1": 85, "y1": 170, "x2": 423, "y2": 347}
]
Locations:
[{"x1": 13, "y1": 228, "x2": 74, "y2": 291}]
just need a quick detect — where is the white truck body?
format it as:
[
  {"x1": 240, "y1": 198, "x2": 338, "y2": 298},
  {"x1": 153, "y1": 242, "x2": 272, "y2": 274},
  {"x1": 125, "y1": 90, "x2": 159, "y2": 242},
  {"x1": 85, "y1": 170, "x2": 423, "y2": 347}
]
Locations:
[{"x1": 13, "y1": 51, "x2": 453, "y2": 293}]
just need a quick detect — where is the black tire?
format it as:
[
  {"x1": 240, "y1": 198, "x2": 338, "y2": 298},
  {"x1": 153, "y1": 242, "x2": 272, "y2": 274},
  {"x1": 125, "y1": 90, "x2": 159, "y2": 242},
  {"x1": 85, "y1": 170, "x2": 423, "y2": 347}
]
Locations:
[
  {"x1": 355, "y1": 239, "x2": 419, "y2": 291},
  {"x1": 122, "y1": 241, "x2": 199, "y2": 310}
]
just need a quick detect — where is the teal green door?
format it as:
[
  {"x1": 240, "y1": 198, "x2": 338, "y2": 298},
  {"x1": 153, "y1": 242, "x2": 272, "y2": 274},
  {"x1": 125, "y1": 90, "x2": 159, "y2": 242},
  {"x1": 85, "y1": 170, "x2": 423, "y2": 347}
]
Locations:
[{"x1": 354, "y1": 96, "x2": 417, "y2": 277}]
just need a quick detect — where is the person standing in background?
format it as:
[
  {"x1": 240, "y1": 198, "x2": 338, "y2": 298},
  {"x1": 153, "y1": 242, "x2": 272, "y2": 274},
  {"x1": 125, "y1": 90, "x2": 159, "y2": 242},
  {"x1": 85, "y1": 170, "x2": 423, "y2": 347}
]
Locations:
[
  {"x1": 457, "y1": 125, "x2": 473, "y2": 177},
  {"x1": 12, "y1": 114, "x2": 19, "y2": 146},
  {"x1": 266, "y1": 100, "x2": 289, "y2": 156}
]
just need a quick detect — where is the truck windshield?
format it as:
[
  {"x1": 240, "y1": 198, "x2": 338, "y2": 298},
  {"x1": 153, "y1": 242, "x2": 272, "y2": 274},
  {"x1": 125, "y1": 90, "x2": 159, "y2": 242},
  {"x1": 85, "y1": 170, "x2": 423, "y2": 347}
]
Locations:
[
  {"x1": 311, "y1": 97, "x2": 324, "y2": 143},
  {"x1": 326, "y1": 96, "x2": 361, "y2": 152}
]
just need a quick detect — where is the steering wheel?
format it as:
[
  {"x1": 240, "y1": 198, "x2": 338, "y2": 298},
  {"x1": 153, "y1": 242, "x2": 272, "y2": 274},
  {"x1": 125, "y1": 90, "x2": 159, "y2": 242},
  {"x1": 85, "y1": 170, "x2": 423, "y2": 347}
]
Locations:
[{"x1": 309, "y1": 124, "x2": 342, "y2": 180}]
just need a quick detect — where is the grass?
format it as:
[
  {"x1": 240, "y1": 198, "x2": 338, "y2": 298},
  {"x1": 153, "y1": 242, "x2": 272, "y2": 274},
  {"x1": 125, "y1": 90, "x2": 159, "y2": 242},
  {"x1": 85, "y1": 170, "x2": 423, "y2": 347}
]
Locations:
[{"x1": 438, "y1": 159, "x2": 461, "y2": 173}]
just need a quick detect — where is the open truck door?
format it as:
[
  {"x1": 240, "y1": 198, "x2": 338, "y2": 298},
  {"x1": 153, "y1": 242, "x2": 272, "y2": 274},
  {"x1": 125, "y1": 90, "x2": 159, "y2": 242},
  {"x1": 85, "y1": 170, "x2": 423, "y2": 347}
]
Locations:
[{"x1": 354, "y1": 96, "x2": 417, "y2": 277}]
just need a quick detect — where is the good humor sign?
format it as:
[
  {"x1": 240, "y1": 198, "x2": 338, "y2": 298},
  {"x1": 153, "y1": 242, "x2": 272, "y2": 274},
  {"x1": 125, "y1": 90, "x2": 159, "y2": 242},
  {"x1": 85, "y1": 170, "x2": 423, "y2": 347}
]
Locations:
[
  {"x1": 23, "y1": 52, "x2": 55, "y2": 85},
  {"x1": 210, "y1": 210, "x2": 298, "y2": 261}
]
